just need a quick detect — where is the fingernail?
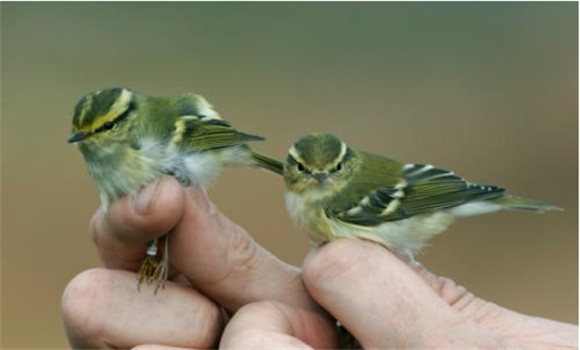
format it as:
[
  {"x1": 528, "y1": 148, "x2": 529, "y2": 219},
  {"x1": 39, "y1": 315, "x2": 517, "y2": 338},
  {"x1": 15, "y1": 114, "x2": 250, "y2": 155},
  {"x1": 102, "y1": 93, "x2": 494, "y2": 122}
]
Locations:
[{"x1": 135, "y1": 178, "x2": 163, "y2": 215}]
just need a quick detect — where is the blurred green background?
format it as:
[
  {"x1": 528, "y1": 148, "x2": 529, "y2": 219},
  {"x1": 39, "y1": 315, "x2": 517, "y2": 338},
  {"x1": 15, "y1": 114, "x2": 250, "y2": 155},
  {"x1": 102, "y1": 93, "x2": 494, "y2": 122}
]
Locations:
[{"x1": 1, "y1": 2, "x2": 577, "y2": 348}]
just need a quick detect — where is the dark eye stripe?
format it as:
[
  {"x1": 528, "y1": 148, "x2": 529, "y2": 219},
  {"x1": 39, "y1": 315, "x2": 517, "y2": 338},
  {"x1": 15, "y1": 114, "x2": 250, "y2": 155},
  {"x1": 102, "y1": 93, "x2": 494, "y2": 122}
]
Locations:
[
  {"x1": 286, "y1": 154, "x2": 311, "y2": 174},
  {"x1": 95, "y1": 101, "x2": 136, "y2": 133},
  {"x1": 286, "y1": 154, "x2": 298, "y2": 166}
]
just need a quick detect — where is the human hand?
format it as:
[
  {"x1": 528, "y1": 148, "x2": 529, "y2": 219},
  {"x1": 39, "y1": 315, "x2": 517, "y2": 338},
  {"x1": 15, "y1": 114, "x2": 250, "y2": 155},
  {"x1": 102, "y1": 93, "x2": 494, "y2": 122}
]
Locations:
[
  {"x1": 61, "y1": 176, "x2": 337, "y2": 349},
  {"x1": 221, "y1": 239, "x2": 577, "y2": 349}
]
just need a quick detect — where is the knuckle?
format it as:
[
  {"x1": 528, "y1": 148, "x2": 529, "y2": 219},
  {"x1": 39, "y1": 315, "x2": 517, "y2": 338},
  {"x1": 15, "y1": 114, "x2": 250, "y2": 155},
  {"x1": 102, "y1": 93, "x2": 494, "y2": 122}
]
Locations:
[
  {"x1": 436, "y1": 276, "x2": 474, "y2": 309},
  {"x1": 224, "y1": 220, "x2": 260, "y2": 275}
]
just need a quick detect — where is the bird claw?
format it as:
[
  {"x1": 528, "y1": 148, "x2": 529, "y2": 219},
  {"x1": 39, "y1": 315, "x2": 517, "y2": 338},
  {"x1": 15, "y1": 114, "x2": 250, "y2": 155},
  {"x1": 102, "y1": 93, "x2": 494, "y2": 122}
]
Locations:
[
  {"x1": 137, "y1": 236, "x2": 170, "y2": 294},
  {"x1": 138, "y1": 256, "x2": 158, "y2": 290},
  {"x1": 151, "y1": 258, "x2": 169, "y2": 294}
]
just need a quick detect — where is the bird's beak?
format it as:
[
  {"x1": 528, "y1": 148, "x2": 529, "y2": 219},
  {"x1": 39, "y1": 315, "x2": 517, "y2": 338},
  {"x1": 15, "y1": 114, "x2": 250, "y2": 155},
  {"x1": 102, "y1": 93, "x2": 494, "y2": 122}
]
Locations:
[
  {"x1": 313, "y1": 172, "x2": 328, "y2": 184},
  {"x1": 67, "y1": 131, "x2": 87, "y2": 143}
]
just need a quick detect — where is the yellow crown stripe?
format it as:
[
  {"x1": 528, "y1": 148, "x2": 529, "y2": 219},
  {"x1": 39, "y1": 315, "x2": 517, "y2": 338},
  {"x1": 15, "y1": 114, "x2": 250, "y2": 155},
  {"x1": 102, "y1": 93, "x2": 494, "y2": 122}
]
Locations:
[{"x1": 74, "y1": 95, "x2": 94, "y2": 131}]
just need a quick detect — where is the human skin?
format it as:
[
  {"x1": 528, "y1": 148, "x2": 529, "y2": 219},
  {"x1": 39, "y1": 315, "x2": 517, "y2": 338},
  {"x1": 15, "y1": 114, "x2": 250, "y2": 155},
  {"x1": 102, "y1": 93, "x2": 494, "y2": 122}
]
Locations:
[
  {"x1": 222, "y1": 240, "x2": 577, "y2": 349},
  {"x1": 62, "y1": 177, "x2": 577, "y2": 349},
  {"x1": 61, "y1": 177, "x2": 336, "y2": 349}
]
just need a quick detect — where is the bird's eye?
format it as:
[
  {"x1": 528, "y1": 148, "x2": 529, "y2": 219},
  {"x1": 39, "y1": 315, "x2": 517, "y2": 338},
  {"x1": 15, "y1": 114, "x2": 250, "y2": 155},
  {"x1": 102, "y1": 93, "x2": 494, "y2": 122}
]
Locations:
[
  {"x1": 330, "y1": 162, "x2": 342, "y2": 173},
  {"x1": 297, "y1": 163, "x2": 305, "y2": 172},
  {"x1": 103, "y1": 122, "x2": 114, "y2": 130}
]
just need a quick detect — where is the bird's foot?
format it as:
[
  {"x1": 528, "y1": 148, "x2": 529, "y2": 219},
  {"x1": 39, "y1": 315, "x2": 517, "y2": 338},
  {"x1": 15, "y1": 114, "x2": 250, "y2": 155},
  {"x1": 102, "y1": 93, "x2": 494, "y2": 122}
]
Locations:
[
  {"x1": 138, "y1": 255, "x2": 158, "y2": 290},
  {"x1": 137, "y1": 236, "x2": 169, "y2": 294},
  {"x1": 151, "y1": 256, "x2": 169, "y2": 294}
]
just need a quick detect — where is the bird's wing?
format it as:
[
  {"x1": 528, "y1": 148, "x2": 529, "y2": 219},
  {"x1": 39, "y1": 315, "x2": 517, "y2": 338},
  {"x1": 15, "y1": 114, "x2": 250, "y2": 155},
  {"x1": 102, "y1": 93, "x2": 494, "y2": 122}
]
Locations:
[
  {"x1": 326, "y1": 163, "x2": 505, "y2": 226},
  {"x1": 172, "y1": 116, "x2": 264, "y2": 152}
]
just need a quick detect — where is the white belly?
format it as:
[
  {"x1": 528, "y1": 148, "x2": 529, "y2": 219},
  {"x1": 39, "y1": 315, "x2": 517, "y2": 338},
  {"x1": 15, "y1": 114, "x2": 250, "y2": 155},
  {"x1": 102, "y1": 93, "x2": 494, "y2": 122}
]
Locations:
[
  {"x1": 327, "y1": 212, "x2": 455, "y2": 256},
  {"x1": 285, "y1": 189, "x2": 502, "y2": 256},
  {"x1": 92, "y1": 139, "x2": 252, "y2": 209}
]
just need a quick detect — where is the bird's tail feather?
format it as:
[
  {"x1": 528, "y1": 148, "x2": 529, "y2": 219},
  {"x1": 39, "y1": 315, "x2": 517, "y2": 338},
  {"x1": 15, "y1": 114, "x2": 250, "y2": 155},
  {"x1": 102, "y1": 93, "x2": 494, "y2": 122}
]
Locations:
[
  {"x1": 491, "y1": 194, "x2": 562, "y2": 212},
  {"x1": 251, "y1": 151, "x2": 284, "y2": 175}
]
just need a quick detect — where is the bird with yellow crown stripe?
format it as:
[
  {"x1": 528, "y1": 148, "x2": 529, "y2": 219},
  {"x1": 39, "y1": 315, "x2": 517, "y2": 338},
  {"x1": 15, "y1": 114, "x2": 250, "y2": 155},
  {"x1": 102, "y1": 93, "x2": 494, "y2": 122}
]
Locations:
[
  {"x1": 69, "y1": 87, "x2": 283, "y2": 292},
  {"x1": 283, "y1": 133, "x2": 561, "y2": 260}
]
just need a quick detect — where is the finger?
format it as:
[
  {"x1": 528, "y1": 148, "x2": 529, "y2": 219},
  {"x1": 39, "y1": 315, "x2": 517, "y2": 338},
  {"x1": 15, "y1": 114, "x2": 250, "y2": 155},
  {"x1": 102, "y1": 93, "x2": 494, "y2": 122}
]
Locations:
[
  {"x1": 91, "y1": 176, "x2": 186, "y2": 270},
  {"x1": 62, "y1": 268, "x2": 222, "y2": 349},
  {"x1": 132, "y1": 345, "x2": 199, "y2": 350},
  {"x1": 302, "y1": 239, "x2": 505, "y2": 348},
  {"x1": 411, "y1": 263, "x2": 578, "y2": 346},
  {"x1": 410, "y1": 262, "x2": 486, "y2": 315},
  {"x1": 167, "y1": 186, "x2": 320, "y2": 313},
  {"x1": 220, "y1": 301, "x2": 337, "y2": 349},
  {"x1": 92, "y1": 177, "x2": 321, "y2": 315}
]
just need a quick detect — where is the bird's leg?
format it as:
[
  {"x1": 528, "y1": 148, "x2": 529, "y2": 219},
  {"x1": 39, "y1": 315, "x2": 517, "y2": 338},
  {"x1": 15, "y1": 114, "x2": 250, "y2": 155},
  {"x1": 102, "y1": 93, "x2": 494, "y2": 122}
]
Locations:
[
  {"x1": 138, "y1": 237, "x2": 159, "y2": 290},
  {"x1": 152, "y1": 234, "x2": 170, "y2": 294}
]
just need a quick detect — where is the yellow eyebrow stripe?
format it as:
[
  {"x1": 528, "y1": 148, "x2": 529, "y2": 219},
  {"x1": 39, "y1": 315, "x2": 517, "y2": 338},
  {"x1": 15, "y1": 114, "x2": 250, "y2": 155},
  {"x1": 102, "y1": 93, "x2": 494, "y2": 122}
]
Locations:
[
  {"x1": 83, "y1": 89, "x2": 133, "y2": 133},
  {"x1": 324, "y1": 141, "x2": 348, "y2": 170},
  {"x1": 288, "y1": 144, "x2": 307, "y2": 165},
  {"x1": 82, "y1": 111, "x2": 117, "y2": 133},
  {"x1": 73, "y1": 96, "x2": 94, "y2": 132}
]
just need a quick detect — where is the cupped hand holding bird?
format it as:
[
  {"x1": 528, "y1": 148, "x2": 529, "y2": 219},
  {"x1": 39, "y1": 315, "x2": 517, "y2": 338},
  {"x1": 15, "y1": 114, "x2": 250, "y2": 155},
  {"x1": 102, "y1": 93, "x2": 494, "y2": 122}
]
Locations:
[
  {"x1": 61, "y1": 177, "x2": 576, "y2": 349},
  {"x1": 222, "y1": 240, "x2": 576, "y2": 349},
  {"x1": 61, "y1": 177, "x2": 336, "y2": 349}
]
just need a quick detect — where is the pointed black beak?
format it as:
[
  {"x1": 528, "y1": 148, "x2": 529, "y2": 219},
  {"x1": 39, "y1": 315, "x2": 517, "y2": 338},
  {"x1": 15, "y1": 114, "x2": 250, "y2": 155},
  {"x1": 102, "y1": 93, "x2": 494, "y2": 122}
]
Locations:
[
  {"x1": 314, "y1": 172, "x2": 328, "y2": 184},
  {"x1": 67, "y1": 131, "x2": 87, "y2": 143}
]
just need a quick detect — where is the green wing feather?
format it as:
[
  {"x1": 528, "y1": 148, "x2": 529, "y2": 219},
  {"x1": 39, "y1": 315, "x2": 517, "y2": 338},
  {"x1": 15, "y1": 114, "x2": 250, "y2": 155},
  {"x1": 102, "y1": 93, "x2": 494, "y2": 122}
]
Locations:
[
  {"x1": 327, "y1": 155, "x2": 505, "y2": 226},
  {"x1": 251, "y1": 152, "x2": 284, "y2": 175},
  {"x1": 172, "y1": 115, "x2": 284, "y2": 175},
  {"x1": 397, "y1": 164, "x2": 504, "y2": 217},
  {"x1": 176, "y1": 117, "x2": 264, "y2": 152}
]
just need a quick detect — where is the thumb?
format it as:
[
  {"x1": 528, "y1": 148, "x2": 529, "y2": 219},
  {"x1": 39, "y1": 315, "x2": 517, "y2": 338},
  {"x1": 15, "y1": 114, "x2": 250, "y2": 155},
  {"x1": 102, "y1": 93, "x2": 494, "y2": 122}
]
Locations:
[{"x1": 302, "y1": 239, "x2": 505, "y2": 348}]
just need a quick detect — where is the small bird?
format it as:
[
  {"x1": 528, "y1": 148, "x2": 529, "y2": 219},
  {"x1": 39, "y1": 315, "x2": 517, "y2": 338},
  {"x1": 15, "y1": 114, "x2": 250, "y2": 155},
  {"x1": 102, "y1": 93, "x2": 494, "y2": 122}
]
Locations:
[
  {"x1": 283, "y1": 133, "x2": 560, "y2": 260},
  {"x1": 69, "y1": 87, "x2": 282, "y2": 291}
]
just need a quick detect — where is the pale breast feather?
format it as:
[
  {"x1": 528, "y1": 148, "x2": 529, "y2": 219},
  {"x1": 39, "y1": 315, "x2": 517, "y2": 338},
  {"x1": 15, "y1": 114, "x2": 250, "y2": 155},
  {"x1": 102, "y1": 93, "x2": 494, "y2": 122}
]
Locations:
[{"x1": 327, "y1": 210, "x2": 456, "y2": 255}]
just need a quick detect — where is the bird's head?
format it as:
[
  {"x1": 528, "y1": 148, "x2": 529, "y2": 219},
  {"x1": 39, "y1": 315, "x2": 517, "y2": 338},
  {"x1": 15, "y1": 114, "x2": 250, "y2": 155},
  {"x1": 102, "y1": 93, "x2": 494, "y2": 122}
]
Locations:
[
  {"x1": 68, "y1": 87, "x2": 139, "y2": 155},
  {"x1": 284, "y1": 133, "x2": 359, "y2": 197}
]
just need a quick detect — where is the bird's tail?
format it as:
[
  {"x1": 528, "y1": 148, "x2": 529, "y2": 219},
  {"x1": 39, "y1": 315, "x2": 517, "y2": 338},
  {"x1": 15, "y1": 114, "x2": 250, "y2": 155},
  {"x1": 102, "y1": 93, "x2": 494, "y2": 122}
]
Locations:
[
  {"x1": 251, "y1": 151, "x2": 284, "y2": 175},
  {"x1": 491, "y1": 194, "x2": 563, "y2": 212}
]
